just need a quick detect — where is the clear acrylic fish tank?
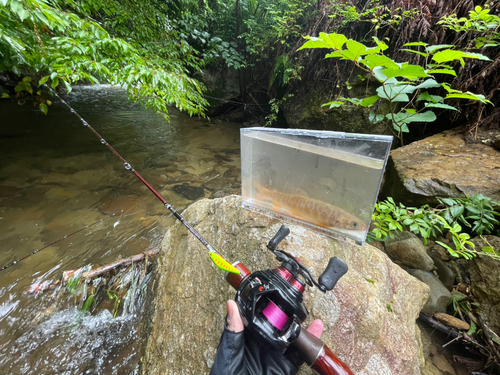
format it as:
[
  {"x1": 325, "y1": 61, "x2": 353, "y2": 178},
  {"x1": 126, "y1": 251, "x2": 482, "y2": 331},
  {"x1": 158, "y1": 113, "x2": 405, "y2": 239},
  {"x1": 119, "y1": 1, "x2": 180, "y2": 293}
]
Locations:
[{"x1": 240, "y1": 128, "x2": 393, "y2": 246}]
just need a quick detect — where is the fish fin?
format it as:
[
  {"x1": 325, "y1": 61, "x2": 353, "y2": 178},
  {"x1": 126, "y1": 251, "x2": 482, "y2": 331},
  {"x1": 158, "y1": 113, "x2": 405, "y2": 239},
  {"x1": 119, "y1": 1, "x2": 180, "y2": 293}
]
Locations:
[
  {"x1": 295, "y1": 188, "x2": 309, "y2": 197},
  {"x1": 288, "y1": 211, "x2": 308, "y2": 221}
]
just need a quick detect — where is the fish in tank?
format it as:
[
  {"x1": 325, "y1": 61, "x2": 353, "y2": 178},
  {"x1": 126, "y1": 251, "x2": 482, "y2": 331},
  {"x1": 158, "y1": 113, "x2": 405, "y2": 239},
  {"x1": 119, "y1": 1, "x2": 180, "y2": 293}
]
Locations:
[{"x1": 240, "y1": 128, "x2": 392, "y2": 246}]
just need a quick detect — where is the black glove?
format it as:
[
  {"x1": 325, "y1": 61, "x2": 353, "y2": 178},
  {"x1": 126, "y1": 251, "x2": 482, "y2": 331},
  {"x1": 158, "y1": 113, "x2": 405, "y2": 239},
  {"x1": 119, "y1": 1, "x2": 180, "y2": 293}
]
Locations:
[
  {"x1": 209, "y1": 325, "x2": 302, "y2": 375},
  {"x1": 210, "y1": 300, "x2": 321, "y2": 375}
]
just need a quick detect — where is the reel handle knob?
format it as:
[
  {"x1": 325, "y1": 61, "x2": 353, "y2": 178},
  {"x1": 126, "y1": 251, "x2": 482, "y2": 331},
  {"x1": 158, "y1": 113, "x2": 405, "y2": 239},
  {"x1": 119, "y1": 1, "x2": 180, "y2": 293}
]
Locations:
[
  {"x1": 267, "y1": 225, "x2": 290, "y2": 251},
  {"x1": 318, "y1": 257, "x2": 348, "y2": 291}
]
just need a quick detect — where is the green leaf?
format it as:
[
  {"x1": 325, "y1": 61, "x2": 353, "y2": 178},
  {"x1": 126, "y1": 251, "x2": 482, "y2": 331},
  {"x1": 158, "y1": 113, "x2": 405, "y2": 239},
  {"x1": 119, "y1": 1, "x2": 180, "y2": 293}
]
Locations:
[
  {"x1": 377, "y1": 83, "x2": 415, "y2": 102},
  {"x1": 445, "y1": 92, "x2": 492, "y2": 104},
  {"x1": 450, "y1": 205, "x2": 465, "y2": 218},
  {"x1": 369, "y1": 113, "x2": 384, "y2": 124},
  {"x1": 426, "y1": 44, "x2": 454, "y2": 53},
  {"x1": 462, "y1": 52, "x2": 491, "y2": 61},
  {"x1": 325, "y1": 51, "x2": 344, "y2": 58},
  {"x1": 442, "y1": 198, "x2": 456, "y2": 206},
  {"x1": 404, "y1": 42, "x2": 428, "y2": 47},
  {"x1": 51, "y1": 77, "x2": 59, "y2": 89},
  {"x1": 415, "y1": 79, "x2": 441, "y2": 89},
  {"x1": 361, "y1": 55, "x2": 399, "y2": 70},
  {"x1": 40, "y1": 103, "x2": 48, "y2": 115},
  {"x1": 360, "y1": 95, "x2": 379, "y2": 107},
  {"x1": 82, "y1": 295, "x2": 94, "y2": 312},
  {"x1": 417, "y1": 92, "x2": 443, "y2": 102},
  {"x1": 437, "y1": 241, "x2": 459, "y2": 257},
  {"x1": 1, "y1": 93, "x2": 9, "y2": 98},
  {"x1": 372, "y1": 37, "x2": 388, "y2": 51},
  {"x1": 390, "y1": 110, "x2": 437, "y2": 125},
  {"x1": 323, "y1": 101, "x2": 344, "y2": 108},
  {"x1": 346, "y1": 39, "x2": 368, "y2": 58},
  {"x1": 427, "y1": 68, "x2": 457, "y2": 76},
  {"x1": 383, "y1": 64, "x2": 430, "y2": 79},
  {"x1": 321, "y1": 33, "x2": 348, "y2": 50},
  {"x1": 467, "y1": 320, "x2": 477, "y2": 336},
  {"x1": 425, "y1": 103, "x2": 459, "y2": 111},
  {"x1": 432, "y1": 50, "x2": 467, "y2": 66},
  {"x1": 378, "y1": 90, "x2": 409, "y2": 102},
  {"x1": 400, "y1": 49, "x2": 429, "y2": 58},
  {"x1": 39, "y1": 76, "x2": 50, "y2": 86}
]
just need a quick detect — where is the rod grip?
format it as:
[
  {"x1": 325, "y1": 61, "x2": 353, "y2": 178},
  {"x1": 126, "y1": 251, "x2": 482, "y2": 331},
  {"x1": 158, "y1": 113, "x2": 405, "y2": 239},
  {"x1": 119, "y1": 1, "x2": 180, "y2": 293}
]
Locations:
[{"x1": 292, "y1": 328, "x2": 354, "y2": 375}]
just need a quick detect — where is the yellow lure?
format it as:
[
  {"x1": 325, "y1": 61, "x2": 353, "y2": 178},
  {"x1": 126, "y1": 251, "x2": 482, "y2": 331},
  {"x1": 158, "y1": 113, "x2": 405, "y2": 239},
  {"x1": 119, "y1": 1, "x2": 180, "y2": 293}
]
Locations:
[{"x1": 209, "y1": 252, "x2": 240, "y2": 274}]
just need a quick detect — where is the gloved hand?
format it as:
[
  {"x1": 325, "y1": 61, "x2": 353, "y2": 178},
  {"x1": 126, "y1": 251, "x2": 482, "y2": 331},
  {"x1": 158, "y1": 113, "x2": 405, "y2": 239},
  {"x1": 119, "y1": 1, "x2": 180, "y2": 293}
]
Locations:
[{"x1": 210, "y1": 300, "x2": 324, "y2": 375}]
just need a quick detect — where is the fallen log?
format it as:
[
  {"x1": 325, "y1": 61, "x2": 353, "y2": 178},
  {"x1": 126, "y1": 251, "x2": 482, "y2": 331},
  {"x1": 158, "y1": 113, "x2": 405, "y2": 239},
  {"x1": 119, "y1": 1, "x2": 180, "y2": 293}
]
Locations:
[{"x1": 24, "y1": 248, "x2": 160, "y2": 295}]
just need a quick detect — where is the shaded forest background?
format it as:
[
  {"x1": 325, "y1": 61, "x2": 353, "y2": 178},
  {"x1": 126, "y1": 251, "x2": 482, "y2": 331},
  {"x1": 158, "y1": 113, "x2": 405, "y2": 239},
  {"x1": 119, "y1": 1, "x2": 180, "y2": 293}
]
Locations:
[{"x1": 1, "y1": 0, "x2": 499, "y2": 143}]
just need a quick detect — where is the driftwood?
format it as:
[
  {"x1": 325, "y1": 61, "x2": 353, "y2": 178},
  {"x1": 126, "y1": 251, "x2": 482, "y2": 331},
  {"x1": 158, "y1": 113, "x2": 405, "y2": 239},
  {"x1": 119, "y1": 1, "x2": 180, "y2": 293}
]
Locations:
[
  {"x1": 420, "y1": 312, "x2": 500, "y2": 373},
  {"x1": 24, "y1": 248, "x2": 160, "y2": 295},
  {"x1": 419, "y1": 313, "x2": 488, "y2": 352}
]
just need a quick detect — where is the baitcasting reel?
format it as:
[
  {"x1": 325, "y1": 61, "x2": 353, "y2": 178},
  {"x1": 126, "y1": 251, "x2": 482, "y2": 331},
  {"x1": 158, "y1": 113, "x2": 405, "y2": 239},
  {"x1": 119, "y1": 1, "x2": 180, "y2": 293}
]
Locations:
[{"x1": 226, "y1": 225, "x2": 354, "y2": 375}]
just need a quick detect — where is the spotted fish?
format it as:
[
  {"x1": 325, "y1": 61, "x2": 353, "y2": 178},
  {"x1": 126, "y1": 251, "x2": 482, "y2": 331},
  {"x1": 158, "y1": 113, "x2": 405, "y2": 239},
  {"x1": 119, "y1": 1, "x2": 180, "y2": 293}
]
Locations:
[{"x1": 253, "y1": 182, "x2": 367, "y2": 231}]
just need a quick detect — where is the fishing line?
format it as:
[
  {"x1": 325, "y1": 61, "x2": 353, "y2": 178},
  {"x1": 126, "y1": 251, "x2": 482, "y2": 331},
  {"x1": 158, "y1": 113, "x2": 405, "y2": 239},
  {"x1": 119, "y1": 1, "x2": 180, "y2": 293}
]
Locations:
[
  {"x1": 0, "y1": 217, "x2": 107, "y2": 271},
  {"x1": 42, "y1": 86, "x2": 238, "y2": 274}
]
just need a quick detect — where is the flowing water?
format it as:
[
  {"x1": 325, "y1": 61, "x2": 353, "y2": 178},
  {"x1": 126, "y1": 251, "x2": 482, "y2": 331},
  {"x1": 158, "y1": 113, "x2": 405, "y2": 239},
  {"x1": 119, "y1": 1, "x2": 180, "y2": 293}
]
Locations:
[{"x1": 0, "y1": 85, "x2": 241, "y2": 374}]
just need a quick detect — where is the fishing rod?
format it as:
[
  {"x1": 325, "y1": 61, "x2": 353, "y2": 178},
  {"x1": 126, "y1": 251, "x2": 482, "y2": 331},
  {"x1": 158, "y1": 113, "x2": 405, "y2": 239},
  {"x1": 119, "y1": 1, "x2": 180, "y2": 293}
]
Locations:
[
  {"x1": 0, "y1": 217, "x2": 106, "y2": 271},
  {"x1": 45, "y1": 87, "x2": 353, "y2": 374},
  {"x1": 46, "y1": 86, "x2": 239, "y2": 275}
]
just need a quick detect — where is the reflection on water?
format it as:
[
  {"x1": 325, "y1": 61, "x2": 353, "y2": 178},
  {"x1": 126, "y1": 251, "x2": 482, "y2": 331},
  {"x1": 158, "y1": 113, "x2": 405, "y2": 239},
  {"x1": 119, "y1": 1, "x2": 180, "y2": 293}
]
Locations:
[{"x1": 0, "y1": 85, "x2": 241, "y2": 374}]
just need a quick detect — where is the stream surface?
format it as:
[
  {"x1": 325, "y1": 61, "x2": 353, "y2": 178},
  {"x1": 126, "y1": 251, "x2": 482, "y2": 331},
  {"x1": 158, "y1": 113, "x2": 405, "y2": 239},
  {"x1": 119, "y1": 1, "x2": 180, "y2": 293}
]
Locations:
[{"x1": 0, "y1": 85, "x2": 241, "y2": 374}]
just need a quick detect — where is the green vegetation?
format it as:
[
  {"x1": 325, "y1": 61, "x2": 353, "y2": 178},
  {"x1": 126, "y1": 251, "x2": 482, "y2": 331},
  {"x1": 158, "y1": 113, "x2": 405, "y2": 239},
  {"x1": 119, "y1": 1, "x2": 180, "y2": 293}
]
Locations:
[
  {"x1": 298, "y1": 32, "x2": 492, "y2": 145},
  {"x1": 369, "y1": 195, "x2": 500, "y2": 260},
  {"x1": 439, "y1": 6, "x2": 500, "y2": 49},
  {"x1": 1, "y1": 0, "x2": 318, "y2": 118},
  {"x1": 1, "y1": 0, "x2": 208, "y2": 119}
]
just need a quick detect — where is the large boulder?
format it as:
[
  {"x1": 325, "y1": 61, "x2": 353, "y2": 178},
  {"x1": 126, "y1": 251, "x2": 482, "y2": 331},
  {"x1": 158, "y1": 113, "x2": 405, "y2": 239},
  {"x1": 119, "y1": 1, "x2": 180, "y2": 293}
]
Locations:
[
  {"x1": 407, "y1": 270, "x2": 452, "y2": 315},
  {"x1": 381, "y1": 127, "x2": 500, "y2": 206},
  {"x1": 142, "y1": 195, "x2": 429, "y2": 374},
  {"x1": 468, "y1": 236, "x2": 500, "y2": 334},
  {"x1": 385, "y1": 231, "x2": 435, "y2": 271}
]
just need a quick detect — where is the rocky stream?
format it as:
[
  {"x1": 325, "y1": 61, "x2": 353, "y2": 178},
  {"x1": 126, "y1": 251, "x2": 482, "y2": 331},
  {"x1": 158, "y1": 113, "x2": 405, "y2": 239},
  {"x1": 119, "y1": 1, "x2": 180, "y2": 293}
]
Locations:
[{"x1": 1, "y1": 84, "x2": 499, "y2": 375}]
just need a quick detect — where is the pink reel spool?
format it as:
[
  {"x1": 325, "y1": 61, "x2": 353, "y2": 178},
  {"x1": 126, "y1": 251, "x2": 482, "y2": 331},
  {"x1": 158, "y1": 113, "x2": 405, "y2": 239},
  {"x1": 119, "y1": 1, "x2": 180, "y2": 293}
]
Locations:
[{"x1": 262, "y1": 300, "x2": 290, "y2": 331}]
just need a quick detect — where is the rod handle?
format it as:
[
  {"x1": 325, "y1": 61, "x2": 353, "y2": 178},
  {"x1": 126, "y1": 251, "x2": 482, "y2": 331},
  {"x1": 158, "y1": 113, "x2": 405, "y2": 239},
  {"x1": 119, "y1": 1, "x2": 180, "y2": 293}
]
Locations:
[{"x1": 292, "y1": 328, "x2": 354, "y2": 375}]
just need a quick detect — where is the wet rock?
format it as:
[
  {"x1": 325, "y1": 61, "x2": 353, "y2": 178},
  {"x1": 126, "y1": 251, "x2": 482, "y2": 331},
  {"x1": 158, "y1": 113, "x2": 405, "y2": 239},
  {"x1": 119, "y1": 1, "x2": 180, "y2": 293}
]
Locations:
[
  {"x1": 430, "y1": 257, "x2": 455, "y2": 291},
  {"x1": 214, "y1": 153, "x2": 232, "y2": 162},
  {"x1": 468, "y1": 244, "x2": 500, "y2": 333},
  {"x1": 0, "y1": 185, "x2": 22, "y2": 198},
  {"x1": 428, "y1": 350, "x2": 456, "y2": 375},
  {"x1": 143, "y1": 195, "x2": 429, "y2": 375},
  {"x1": 470, "y1": 235, "x2": 500, "y2": 252},
  {"x1": 101, "y1": 195, "x2": 143, "y2": 215},
  {"x1": 282, "y1": 88, "x2": 387, "y2": 135},
  {"x1": 428, "y1": 244, "x2": 451, "y2": 262},
  {"x1": 222, "y1": 166, "x2": 241, "y2": 182},
  {"x1": 385, "y1": 231, "x2": 435, "y2": 271},
  {"x1": 408, "y1": 270, "x2": 452, "y2": 315},
  {"x1": 381, "y1": 127, "x2": 500, "y2": 206},
  {"x1": 433, "y1": 313, "x2": 470, "y2": 331},
  {"x1": 44, "y1": 187, "x2": 77, "y2": 200},
  {"x1": 172, "y1": 183, "x2": 205, "y2": 200}
]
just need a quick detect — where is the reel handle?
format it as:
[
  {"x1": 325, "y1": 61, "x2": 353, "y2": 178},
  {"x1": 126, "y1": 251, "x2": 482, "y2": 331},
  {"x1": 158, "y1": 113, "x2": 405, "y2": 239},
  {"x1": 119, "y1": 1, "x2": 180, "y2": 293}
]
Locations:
[
  {"x1": 318, "y1": 257, "x2": 348, "y2": 291},
  {"x1": 292, "y1": 328, "x2": 354, "y2": 375},
  {"x1": 267, "y1": 225, "x2": 290, "y2": 251}
]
